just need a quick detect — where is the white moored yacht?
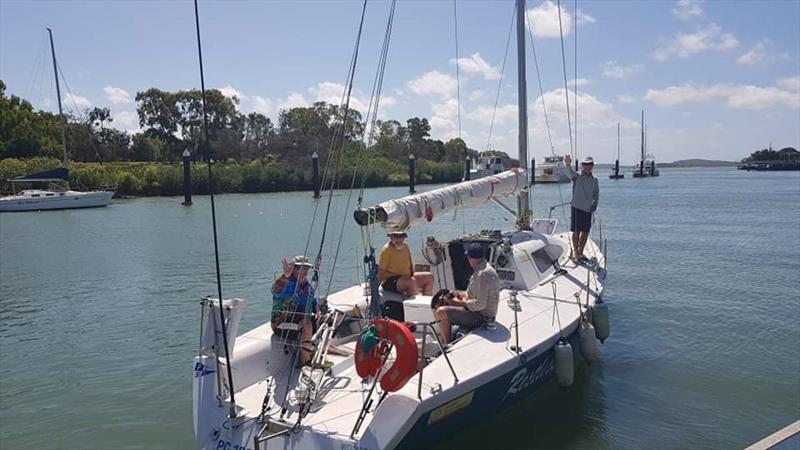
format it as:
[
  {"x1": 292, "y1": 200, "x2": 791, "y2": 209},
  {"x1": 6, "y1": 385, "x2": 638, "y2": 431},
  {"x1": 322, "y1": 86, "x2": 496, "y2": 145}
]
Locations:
[
  {"x1": 0, "y1": 28, "x2": 114, "y2": 213},
  {"x1": 534, "y1": 155, "x2": 571, "y2": 183},
  {"x1": 0, "y1": 168, "x2": 113, "y2": 212},
  {"x1": 192, "y1": 1, "x2": 611, "y2": 449}
]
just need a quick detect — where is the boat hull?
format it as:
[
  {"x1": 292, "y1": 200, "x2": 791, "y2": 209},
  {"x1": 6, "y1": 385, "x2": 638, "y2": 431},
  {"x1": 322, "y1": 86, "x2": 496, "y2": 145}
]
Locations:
[
  {"x1": 198, "y1": 328, "x2": 584, "y2": 450},
  {"x1": 395, "y1": 330, "x2": 582, "y2": 449},
  {"x1": 0, "y1": 190, "x2": 114, "y2": 212},
  {"x1": 533, "y1": 175, "x2": 570, "y2": 184}
]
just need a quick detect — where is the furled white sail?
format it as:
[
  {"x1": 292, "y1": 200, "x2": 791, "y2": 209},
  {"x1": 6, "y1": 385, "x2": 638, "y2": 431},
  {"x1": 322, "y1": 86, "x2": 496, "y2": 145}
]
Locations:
[{"x1": 354, "y1": 169, "x2": 527, "y2": 230}]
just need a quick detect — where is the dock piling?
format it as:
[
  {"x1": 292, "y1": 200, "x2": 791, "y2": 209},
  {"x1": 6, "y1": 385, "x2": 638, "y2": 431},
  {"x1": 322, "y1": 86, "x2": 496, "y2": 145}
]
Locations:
[
  {"x1": 181, "y1": 149, "x2": 192, "y2": 206},
  {"x1": 312, "y1": 152, "x2": 320, "y2": 199},
  {"x1": 408, "y1": 154, "x2": 416, "y2": 194}
]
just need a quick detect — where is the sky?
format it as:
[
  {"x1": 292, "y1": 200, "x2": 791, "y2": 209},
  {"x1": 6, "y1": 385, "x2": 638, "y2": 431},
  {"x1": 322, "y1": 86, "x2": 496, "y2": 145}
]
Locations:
[{"x1": 1, "y1": 0, "x2": 798, "y2": 163}]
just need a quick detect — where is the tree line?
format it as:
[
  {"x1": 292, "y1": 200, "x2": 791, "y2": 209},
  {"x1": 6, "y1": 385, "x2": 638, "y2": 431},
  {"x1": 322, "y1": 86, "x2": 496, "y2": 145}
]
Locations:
[
  {"x1": 0, "y1": 79, "x2": 518, "y2": 195},
  {"x1": 741, "y1": 146, "x2": 798, "y2": 163}
]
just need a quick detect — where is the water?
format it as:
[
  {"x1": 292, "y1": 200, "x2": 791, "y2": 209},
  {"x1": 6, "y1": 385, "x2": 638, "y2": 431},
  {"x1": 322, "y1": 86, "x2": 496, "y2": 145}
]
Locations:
[{"x1": 1, "y1": 168, "x2": 798, "y2": 449}]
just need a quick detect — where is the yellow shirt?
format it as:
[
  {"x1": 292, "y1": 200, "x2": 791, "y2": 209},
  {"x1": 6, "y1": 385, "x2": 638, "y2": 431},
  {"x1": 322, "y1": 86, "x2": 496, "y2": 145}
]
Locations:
[{"x1": 378, "y1": 243, "x2": 413, "y2": 283}]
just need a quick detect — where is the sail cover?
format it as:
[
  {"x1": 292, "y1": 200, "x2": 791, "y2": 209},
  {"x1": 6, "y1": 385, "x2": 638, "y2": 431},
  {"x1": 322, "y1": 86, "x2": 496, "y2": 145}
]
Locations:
[
  {"x1": 10, "y1": 167, "x2": 69, "y2": 182},
  {"x1": 354, "y1": 168, "x2": 527, "y2": 230}
]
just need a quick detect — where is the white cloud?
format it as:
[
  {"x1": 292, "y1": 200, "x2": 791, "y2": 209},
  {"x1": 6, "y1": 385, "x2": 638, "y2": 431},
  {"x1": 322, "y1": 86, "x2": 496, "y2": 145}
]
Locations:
[
  {"x1": 103, "y1": 86, "x2": 132, "y2": 104},
  {"x1": 617, "y1": 94, "x2": 638, "y2": 104},
  {"x1": 113, "y1": 110, "x2": 140, "y2": 132},
  {"x1": 451, "y1": 53, "x2": 500, "y2": 80},
  {"x1": 469, "y1": 104, "x2": 517, "y2": 126},
  {"x1": 218, "y1": 85, "x2": 245, "y2": 101},
  {"x1": 777, "y1": 77, "x2": 800, "y2": 92},
  {"x1": 736, "y1": 40, "x2": 789, "y2": 66},
  {"x1": 576, "y1": 9, "x2": 595, "y2": 25},
  {"x1": 567, "y1": 78, "x2": 591, "y2": 87},
  {"x1": 644, "y1": 83, "x2": 800, "y2": 109},
  {"x1": 469, "y1": 90, "x2": 484, "y2": 101},
  {"x1": 251, "y1": 96, "x2": 272, "y2": 115},
  {"x1": 525, "y1": 1, "x2": 594, "y2": 39},
  {"x1": 601, "y1": 61, "x2": 644, "y2": 79},
  {"x1": 407, "y1": 70, "x2": 458, "y2": 98},
  {"x1": 428, "y1": 98, "x2": 462, "y2": 139},
  {"x1": 652, "y1": 23, "x2": 738, "y2": 61},
  {"x1": 672, "y1": 0, "x2": 704, "y2": 20},
  {"x1": 276, "y1": 93, "x2": 308, "y2": 112},
  {"x1": 533, "y1": 89, "x2": 634, "y2": 129},
  {"x1": 727, "y1": 86, "x2": 800, "y2": 109},
  {"x1": 309, "y1": 81, "x2": 396, "y2": 115},
  {"x1": 63, "y1": 93, "x2": 91, "y2": 109}
]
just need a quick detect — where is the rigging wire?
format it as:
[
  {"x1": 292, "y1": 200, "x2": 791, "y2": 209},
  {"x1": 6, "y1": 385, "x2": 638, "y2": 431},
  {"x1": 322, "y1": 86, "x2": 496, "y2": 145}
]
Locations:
[
  {"x1": 453, "y1": 0, "x2": 462, "y2": 139},
  {"x1": 526, "y1": 19, "x2": 555, "y2": 155},
  {"x1": 485, "y1": 6, "x2": 516, "y2": 153},
  {"x1": 192, "y1": 0, "x2": 237, "y2": 419},
  {"x1": 325, "y1": 0, "x2": 397, "y2": 298},
  {"x1": 55, "y1": 63, "x2": 106, "y2": 163},
  {"x1": 23, "y1": 36, "x2": 48, "y2": 105},
  {"x1": 277, "y1": 0, "x2": 372, "y2": 414},
  {"x1": 556, "y1": 0, "x2": 574, "y2": 158},
  {"x1": 311, "y1": 0, "x2": 368, "y2": 276},
  {"x1": 574, "y1": 0, "x2": 578, "y2": 162},
  {"x1": 525, "y1": 9, "x2": 570, "y2": 232},
  {"x1": 302, "y1": 0, "x2": 368, "y2": 261}
]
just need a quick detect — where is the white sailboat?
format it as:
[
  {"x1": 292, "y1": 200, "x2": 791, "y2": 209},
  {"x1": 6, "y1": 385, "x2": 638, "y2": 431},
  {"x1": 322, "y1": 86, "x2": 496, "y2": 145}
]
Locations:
[
  {"x1": 0, "y1": 28, "x2": 114, "y2": 213},
  {"x1": 632, "y1": 111, "x2": 659, "y2": 178},
  {"x1": 192, "y1": 1, "x2": 610, "y2": 449}
]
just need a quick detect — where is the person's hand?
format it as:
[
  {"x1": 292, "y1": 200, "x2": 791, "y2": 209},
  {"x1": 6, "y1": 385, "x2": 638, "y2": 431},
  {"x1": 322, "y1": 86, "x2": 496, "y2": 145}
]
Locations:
[
  {"x1": 564, "y1": 154, "x2": 572, "y2": 165},
  {"x1": 281, "y1": 258, "x2": 293, "y2": 277}
]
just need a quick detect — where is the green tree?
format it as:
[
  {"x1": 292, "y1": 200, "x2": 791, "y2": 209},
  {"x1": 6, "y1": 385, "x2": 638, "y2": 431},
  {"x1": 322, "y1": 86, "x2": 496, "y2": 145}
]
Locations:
[
  {"x1": 406, "y1": 117, "x2": 430, "y2": 144},
  {"x1": 135, "y1": 88, "x2": 180, "y2": 160},
  {"x1": 444, "y1": 137, "x2": 468, "y2": 162},
  {"x1": 242, "y1": 112, "x2": 274, "y2": 160}
]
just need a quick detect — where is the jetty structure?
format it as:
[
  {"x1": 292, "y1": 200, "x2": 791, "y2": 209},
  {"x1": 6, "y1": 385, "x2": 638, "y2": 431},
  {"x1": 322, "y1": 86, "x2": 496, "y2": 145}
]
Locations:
[
  {"x1": 745, "y1": 420, "x2": 800, "y2": 450},
  {"x1": 191, "y1": 1, "x2": 611, "y2": 449}
]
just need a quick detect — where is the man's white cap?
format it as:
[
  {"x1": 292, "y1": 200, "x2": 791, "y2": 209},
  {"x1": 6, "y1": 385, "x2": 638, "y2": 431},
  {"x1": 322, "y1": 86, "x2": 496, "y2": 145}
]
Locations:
[{"x1": 581, "y1": 156, "x2": 595, "y2": 165}]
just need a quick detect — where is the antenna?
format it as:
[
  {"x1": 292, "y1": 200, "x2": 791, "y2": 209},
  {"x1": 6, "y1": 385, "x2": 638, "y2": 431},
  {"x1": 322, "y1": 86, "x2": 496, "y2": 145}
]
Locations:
[{"x1": 193, "y1": 0, "x2": 237, "y2": 419}]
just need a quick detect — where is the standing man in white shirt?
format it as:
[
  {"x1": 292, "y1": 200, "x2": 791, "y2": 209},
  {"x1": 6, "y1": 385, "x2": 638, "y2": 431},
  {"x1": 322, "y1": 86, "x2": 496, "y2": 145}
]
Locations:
[{"x1": 564, "y1": 155, "x2": 599, "y2": 262}]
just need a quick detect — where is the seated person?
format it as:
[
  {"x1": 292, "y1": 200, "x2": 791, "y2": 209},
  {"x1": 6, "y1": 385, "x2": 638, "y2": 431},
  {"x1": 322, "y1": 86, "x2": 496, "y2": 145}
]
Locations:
[
  {"x1": 432, "y1": 244, "x2": 499, "y2": 344},
  {"x1": 379, "y1": 230, "x2": 434, "y2": 297},
  {"x1": 271, "y1": 255, "x2": 318, "y2": 366}
]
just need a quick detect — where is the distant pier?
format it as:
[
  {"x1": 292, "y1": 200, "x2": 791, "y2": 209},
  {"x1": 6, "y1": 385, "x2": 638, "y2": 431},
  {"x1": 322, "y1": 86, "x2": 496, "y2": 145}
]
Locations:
[{"x1": 737, "y1": 161, "x2": 800, "y2": 171}]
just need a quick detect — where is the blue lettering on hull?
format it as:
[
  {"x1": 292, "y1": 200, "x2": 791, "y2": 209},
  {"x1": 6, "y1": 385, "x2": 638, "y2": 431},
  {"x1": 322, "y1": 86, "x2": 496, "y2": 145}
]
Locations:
[{"x1": 397, "y1": 330, "x2": 581, "y2": 449}]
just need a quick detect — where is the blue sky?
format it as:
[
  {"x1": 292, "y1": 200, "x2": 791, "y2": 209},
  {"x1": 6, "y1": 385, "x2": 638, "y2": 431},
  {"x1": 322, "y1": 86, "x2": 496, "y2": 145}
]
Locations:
[{"x1": 1, "y1": 0, "x2": 798, "y2": 163}]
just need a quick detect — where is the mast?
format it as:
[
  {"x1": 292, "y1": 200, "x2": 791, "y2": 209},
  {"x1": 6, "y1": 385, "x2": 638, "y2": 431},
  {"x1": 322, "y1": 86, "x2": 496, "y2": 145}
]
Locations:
[
  {"x1": 639, "y1": 109, "x2": 645, "y2": 177},
  {"x1": 617, "y1": 122, "x2": 620, "y2": 160},
  {"x1": 47, "y1": 28, "x2": 68, "y2": 167},
  {"x1": 515, "y1": 0, "x2": 530, "y2": 226}
]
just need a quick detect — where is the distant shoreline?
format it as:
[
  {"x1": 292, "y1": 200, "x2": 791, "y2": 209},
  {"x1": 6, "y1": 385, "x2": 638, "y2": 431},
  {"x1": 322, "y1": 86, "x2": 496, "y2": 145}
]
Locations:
[{"x1": 593, "y1": 159, "x2": 737, "y2": 169}]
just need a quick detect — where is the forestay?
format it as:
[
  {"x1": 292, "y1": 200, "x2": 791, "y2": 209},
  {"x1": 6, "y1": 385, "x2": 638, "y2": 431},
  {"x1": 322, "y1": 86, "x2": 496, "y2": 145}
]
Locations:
[{"x1": 354, "y1": 168, "x2": 527, "y2": 230}]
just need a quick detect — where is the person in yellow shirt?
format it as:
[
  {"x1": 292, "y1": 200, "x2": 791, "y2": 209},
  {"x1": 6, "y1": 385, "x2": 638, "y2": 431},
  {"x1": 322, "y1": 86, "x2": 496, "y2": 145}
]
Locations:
[{"x1": 379, "y1": 230, "x2": 434, "y2": 296}]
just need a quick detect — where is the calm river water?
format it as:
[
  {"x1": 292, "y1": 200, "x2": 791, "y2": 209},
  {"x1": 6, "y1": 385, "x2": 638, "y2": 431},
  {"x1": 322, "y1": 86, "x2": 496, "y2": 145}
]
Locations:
[{"x1": 1, "y1": 168, "x2": 798, "y2": 449}]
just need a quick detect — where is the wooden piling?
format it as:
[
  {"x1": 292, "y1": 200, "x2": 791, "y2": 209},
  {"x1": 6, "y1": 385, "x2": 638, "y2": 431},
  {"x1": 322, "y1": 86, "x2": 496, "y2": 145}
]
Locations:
[
  {"x1": 312, "y1": 152, "x2": 320, "y2": 199},
  {"x1": 181, "y1": 149, "x2": 192, "y2": 206},
  {"x1": 408, "y1": 154, "x2": 416, "y2": 194}
]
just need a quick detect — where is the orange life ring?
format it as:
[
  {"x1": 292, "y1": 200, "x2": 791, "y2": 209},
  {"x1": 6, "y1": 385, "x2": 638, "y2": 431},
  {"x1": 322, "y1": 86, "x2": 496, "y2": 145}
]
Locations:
[{"x1": 354, "y1": 319, "x2": 419, "y2": 392}]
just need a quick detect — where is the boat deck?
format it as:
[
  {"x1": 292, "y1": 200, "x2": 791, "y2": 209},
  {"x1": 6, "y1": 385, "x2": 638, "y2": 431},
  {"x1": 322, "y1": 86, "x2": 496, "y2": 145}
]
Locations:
[{"x1": 225, "y1": 236, "x2": 605, "y2": 447}]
